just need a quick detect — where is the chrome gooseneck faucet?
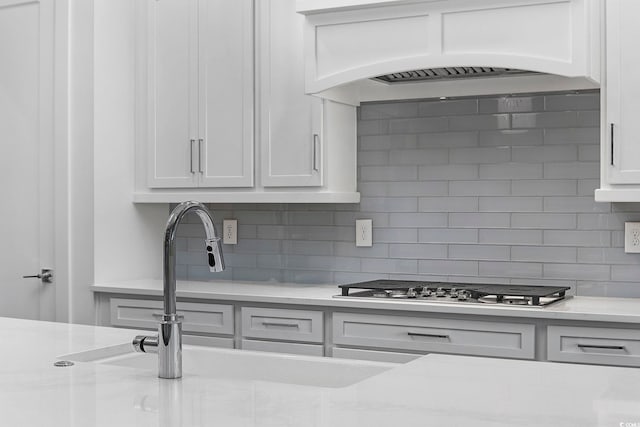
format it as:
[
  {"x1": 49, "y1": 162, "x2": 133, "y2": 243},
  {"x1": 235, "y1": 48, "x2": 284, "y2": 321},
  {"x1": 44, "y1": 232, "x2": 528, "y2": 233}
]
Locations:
[{"x1": 133, "y1": 201, "x2": 225, "y2": 379}]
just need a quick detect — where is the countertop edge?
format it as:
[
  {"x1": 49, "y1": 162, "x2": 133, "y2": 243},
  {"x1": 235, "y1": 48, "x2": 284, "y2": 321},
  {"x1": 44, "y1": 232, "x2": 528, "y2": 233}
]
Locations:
[{"x1": 91, "y1": 280, "x2": 640, "y2": 324}]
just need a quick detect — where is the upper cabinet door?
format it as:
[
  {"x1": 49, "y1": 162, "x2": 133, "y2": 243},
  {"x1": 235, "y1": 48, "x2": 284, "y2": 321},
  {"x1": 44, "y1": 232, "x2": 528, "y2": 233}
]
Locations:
[
  {"x1": 198, "y1": 0, "x2": 254, "y2": 188},
  {"x1": 605, "y1": 0, "x2": 640, "y2": 184},
  {"x1": 146, "y1": 0, "x2": 198, "y2": 188},
  {"x1": 258, "y1": 0, "x2": 323, "y2": 188}
]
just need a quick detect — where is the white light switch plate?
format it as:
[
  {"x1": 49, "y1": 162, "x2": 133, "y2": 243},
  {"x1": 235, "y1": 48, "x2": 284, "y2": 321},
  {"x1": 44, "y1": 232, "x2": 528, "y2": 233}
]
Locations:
[
  {"x1": 625, "y1": 222, "x2": 640, "y2": 253},
  {"x1": 223, "y1": 219, "x2": 237, "y2": 245},
  {"x1": 356, "y1": 219, "x2": 372, "y2": 247}
]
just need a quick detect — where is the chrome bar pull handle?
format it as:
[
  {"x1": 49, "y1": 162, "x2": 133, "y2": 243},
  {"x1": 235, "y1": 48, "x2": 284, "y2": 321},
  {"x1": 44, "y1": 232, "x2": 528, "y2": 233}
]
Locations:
[
  {"x1": 312, "y1": 134, "x2": 320, "y2": 172},
  {"x1": 610, "y1": 123, "x2": 614, "y2": 166},
  {"x1": 198, "y1": 139, "x2": 204, "y2": 173},
  {"x1": 190, "y1": 139, "x2": 196, "y2": 173},
  {"x1": 261, "y1": 321, "x2": 300, "y2": 328},
  {"x1": 407, "y1": 332, "x2": 449, "y2": 340},
  {"x1": 577, "y1": 344, "x2": 626, "y2": 352}
]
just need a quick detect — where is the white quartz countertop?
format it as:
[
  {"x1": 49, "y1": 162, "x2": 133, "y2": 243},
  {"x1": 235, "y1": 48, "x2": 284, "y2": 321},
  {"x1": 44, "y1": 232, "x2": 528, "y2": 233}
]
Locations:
[
  {"x1": 93, "y1": 279, "x2": 640, "y2": 323},
  {"x1": 1, "y1": 316, "x2": 640, "y2": 426}
]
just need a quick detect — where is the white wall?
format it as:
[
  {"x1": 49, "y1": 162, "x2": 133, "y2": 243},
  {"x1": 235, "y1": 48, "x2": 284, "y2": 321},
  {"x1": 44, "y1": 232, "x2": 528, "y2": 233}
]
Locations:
[
  {"x1": 93, "y1": 0, "x2": 166, "y2": 294},
  {"x1": 62, "y1": 0, "x2": 93, "y2": 324},
  {"x1": 59, "y1": 0, "x2": 168, "y2": 324}
]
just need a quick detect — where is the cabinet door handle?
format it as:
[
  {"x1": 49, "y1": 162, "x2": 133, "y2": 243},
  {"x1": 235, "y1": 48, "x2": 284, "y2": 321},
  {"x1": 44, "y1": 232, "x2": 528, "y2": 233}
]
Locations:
[
  {"x1": 198, "y1": 138, "x2": 204, "y2": 173},
  {"x1": 407, "y1": 332, "x2": 450, "y2": 340},
  {"x1": 312, "y1": 134, "x2": 320, "y2": 172},
  {"x1": 190, "y1": 139, "x2": 196, "y2": 174},
  {"x1": 261, "y1": 321, "x2": 300, "y2": 328},
  {"x1": 577, "y1": 344, "x2": 626, "y2": 352},
  {"x1": 610, "y1": 123, "x2": 614, "y2": 166}
]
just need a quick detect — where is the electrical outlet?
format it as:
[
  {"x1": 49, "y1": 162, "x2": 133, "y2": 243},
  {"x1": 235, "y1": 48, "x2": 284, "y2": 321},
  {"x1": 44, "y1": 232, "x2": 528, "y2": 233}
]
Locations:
[
  {"x1": 223, "y1": 219, "x2": 237, "y2": 245},
  {"x1": 624, "y1": 222, "x2": 640, "y2": 253},
  {"x1": 355, "y1": 219, "x2": 372, "y2": 247}
]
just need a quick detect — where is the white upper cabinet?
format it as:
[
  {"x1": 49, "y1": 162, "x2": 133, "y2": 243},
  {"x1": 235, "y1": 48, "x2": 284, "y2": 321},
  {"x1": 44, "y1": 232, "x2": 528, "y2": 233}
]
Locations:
[
  {"x1": 257, "y1": 0, "x2": 323, "y2": 187},
  {"x1": 135, "y1": 0, "x2": 359, "y2": 203},
  {"x1": 146, "y1": 0, "x2": 196, "y2": 188},
  {"x1": 144, "y1": 0, "x2": 253, "y2": 189},
  {"x1": 198, "y1": 0, "x2": 254, "y2": 188},
  {"x1": 595, "y1": 0, "x2": 640, "y2": 201}
]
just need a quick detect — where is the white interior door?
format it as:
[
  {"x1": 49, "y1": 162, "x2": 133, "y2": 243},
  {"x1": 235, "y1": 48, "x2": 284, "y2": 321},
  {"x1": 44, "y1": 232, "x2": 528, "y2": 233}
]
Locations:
[{"x1": 0, "y1": 0, "x2": 55, "y2": 320}]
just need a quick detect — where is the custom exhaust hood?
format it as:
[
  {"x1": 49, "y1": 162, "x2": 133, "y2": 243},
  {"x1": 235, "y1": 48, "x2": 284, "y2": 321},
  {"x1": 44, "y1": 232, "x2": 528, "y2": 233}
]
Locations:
[{"x1": 296, "y1": 0, "x2": 601, "y2": 106}]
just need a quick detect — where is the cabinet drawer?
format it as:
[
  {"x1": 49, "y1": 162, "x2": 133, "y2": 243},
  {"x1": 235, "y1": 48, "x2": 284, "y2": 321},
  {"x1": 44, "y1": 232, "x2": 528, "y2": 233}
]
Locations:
[
  {"x1": 241, "y1": 339, "x2": 324, "y2": 356},
  {"x1": 333, "y1": 312, "x2": 535, "y2": 359},
  {"x1": 241, "y1": 307, "x2": 323, "y2": 343},
  {"x1": 110, "y1": 298, "x2": 234, "y2": 335},
  {"x1": 547, "y1": 326, "x2": 640, "y2": 367}
]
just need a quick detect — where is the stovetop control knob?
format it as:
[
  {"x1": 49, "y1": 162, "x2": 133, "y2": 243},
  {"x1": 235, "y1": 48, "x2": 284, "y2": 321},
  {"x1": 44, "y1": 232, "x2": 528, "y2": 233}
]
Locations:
[
  {"x1": 435, "y1": 287, "x2": 446, "y2": 297},
  {"x1": 457, "y1": 291, "x2": 468, "y2": 301},
  {"x1": 450, "y1": 287, "x2": 459, "y2": 298},
  {"x1": 406, "y1": 287, "x2": 417, "y2": 298}
]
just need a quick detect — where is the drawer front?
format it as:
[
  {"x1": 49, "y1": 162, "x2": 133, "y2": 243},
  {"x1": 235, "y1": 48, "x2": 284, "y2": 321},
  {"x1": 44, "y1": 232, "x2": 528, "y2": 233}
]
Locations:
[
  {"x1": 241, "y1": 307, "x2": 323, "y2": 343},
  {"x1": 241, "y1": 339, "x2": 324, "y2": 357},
  {"x1": 332, "y1": 347, "x2": 419, "y2": 364},
  {"x1": 333, "y1": 312, "x2": 535, "y2": 359},
  {"x1": 110, "y1": 298, "x2": 234, "y2": 335},
  {"x1": 547, "y1": 326, "x2": 640, "y2": 367}
]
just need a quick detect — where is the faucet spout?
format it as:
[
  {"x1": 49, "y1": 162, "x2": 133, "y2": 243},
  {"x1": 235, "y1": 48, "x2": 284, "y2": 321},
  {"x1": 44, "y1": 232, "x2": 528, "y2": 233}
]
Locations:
[
  {"x1": 134, "y1": 201, "x2": 225, "y2": 379},
  {"x1": 163, "y1": 201, "x2": 224, "y2": 317}
]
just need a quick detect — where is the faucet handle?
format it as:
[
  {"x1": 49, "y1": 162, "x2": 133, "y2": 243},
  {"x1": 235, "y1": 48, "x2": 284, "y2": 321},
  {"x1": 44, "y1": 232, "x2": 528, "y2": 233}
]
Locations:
[{"x1": 133, "y1": 335, "x2": 158, "y2": 353}]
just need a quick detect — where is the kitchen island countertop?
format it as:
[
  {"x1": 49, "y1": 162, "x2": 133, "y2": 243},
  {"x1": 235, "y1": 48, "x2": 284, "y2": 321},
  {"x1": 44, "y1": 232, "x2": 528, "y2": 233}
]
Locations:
[{"x1": 1, "y1": 316, "x2": 640, "y2": 426}]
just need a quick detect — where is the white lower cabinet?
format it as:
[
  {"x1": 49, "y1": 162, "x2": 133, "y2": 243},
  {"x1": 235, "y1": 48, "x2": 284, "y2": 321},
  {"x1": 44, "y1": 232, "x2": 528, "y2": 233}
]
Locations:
[
  {"x1": 240, "y1": 307, "x2": 324, "y2": 356},
  {"x1": 109, "y1": 298, "x2": 235, "y2": 348},
  {"x1": 102, "y1": 295, "x2": 640, "y2": 368},
  {"x1": 547, "y1": 325, "x2": 640, "y2": 367},
  {"x1": 333, "y1": 312, "x2": 536, "y2": 360}
]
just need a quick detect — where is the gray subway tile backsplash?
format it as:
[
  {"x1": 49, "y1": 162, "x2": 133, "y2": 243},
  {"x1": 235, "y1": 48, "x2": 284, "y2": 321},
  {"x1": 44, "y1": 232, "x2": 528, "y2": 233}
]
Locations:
[
  {"x1": 479, "y1": 95, "x2": 545, "y2": 114},
  {"x1": 478, "y1": 229, "x2": 543, "y2": 246},
  {"x1": 389, "y1": 148, "x2": 449, "y2": 165},
  {"x1": 511, "y1": 145, "x2": 578, "y2": 163},
  {"x1": 419, "y1": 98, "x2": 478, "y2": 116},
  {"x1": 388, "y1": 117, "x2": 449, "y2": 134},
  {"x1": 478, "y1": 129, "x2": 544, "y2": 146},
  {"x1": 478, "y1": 163, "x2": 543, "y2": 179},
  {"x1": 449, "y1": 146, "x2": 511, "y2": 164},
  {"x1": 174, "y1": 90, "x2": 640, "y2": 297},
  {"x1": 449, "y1": 180, "x2": 511, "y2": 196},
  {"x1": 544, "y1": 92, "x2": 599, "y2": 111},
  {"x1": 544, "y1": 127, "x2": 599, "y2": 145},
  {"x1": 419, "y1": 228, "x2": 479, "y2": 244}
]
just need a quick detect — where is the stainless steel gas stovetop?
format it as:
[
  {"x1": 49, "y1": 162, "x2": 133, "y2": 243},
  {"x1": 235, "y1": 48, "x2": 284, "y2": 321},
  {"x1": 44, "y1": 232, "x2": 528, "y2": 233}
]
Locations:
[{"x1": 335, "y1": 280, "x2": 570, "y2": 307}]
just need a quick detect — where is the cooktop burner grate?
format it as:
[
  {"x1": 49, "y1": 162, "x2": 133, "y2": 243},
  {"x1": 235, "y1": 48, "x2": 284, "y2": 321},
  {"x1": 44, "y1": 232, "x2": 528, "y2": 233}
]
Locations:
[{"x1": 337, "y1": 280, "x2": 570, "y2": 307}]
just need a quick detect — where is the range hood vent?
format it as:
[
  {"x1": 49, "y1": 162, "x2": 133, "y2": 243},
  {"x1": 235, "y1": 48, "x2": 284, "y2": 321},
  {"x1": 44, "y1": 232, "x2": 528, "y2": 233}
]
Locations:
[
  {"x1": 297, "y1": 0, "x2": 600, "y2": 105},
  {"x1": 373, "y1": 67, "x2": 538, "y2": 84}
]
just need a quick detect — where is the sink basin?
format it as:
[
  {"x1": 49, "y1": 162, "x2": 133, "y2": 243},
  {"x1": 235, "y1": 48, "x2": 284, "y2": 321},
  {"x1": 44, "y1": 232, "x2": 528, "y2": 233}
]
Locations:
[{"x1": 61, "y1": 344, "x2": 395, "y2": 388}]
